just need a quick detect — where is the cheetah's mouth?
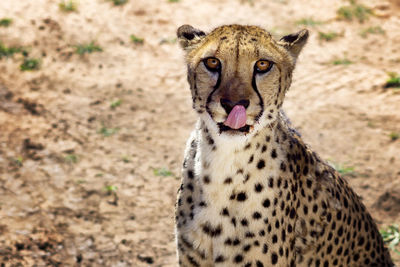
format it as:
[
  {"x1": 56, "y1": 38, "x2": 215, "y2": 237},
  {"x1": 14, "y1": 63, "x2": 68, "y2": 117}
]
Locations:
[
  {"x1": 218, "y1": 123, "x2": 251, "y2": 134},
  {"x1": 217, "y1": 104, "x2": 252, "y2": 134}
]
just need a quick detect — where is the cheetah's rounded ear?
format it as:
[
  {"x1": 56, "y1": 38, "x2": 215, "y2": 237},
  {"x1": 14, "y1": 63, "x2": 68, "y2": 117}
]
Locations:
[
  {"x1": 177, "y1": 24, "x2": 206, "y2": 51},
  {"x1": 278, "y1": 29, "x2": 309, "y2": 59}
]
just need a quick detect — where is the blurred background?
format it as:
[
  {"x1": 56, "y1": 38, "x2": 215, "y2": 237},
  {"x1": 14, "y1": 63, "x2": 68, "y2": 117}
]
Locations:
[{"x1": 0, "y1": 0, "x2": 399, "y2": 266}]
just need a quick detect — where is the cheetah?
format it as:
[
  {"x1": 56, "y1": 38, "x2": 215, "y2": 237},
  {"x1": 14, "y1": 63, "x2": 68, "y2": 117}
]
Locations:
[{"x1": 175, "y1": 24, "x2": 394, "y2": 267}]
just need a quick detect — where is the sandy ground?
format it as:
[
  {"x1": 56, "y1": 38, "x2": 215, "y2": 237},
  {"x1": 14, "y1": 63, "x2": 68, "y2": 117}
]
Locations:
[{"x1": 0, "y1": 0, "x2": 399, "y2": 266}]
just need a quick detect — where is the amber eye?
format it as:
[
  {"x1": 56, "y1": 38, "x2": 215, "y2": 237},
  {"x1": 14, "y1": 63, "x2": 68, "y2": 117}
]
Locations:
[
  {"x1": 204, "y1": 57, "x2": 221, "y2": 72},
  {"x1": 255, "y1": 60, "x2": 272, "y2": 73}
]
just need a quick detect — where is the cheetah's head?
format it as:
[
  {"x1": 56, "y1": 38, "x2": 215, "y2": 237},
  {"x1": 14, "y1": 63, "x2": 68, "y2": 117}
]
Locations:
[{"x1": 177, "y1": 24, "x2": 308, "y2": 137}]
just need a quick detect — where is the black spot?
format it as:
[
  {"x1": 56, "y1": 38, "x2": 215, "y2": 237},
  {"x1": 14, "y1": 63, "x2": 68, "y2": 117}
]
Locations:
[
  {"x1": 253, "y1": 212, "x2": 262, "y2": 219},
  {"x1": 257, "y1": 160, "x2": 265, "y2": 169},
  {"x1": 221, "y1": 208, "x2": 229, "y2": 216},
  {"x1": 255, "y1": 183, "x2": 263, "y2": 192},
  {"x1": 263, "y1": 243, "x2": 268, "y2": 253},
  {"x1": 237, "y1": 192, "x2": 247, "y2": 201},
  {"x1": 248, "y1": 155, "x2": 254, "y2": 163},
  {"x1": 271, "y1": 149, "x2": 277, "y2": 158},
  {"x1": 243, "y1": 244, "x2": 251, "y2": 252},
  {"x1": 271, "y1": 252, "x2": 278, "y2": 264},
  {"x1": 280, "y1": 162, "x2": 287, "y2": 171},
  {"x1": 256, "y1": 261, "x2": 264, "y2": 267},
  {"x1": 303, "y1": 166, "x2": 309, "y2": 175},
  {"x1": 203, "y1": 175, "x2": 210, "y2": 184},
  {"x1": 187, "y1": 170, "x2": 194, "y2": 179},
  {"x1": 187, "y1": 183, "x2": 194, "y2": 191},
  {"x1": 263, "y1": 199, "x2": 271, "y2": 208},
  {"x1": 289, "y1": 208, "x2": 296, "y2": 219},
  {"x1": 224, "y1": 177, "x2": 232, "y2": 184},
  {"x1": 241, "y1": 219, "x2": 249, "y2": 226},
  {"x1": 268, "y1": 177, "x2": 274, "y2": 188},
  {"x1": 245, "y1": 232, "x2": 255, "y2": 238},
  {"x1": 234, "y1": 254, "x2": 243, "y2": 263},
  {"x1": 306, "y1": 179, "x2": 312, "y2": 188},
  {"x1": 186, "y1": 255, "x2": 200, "y2": 267},
  {"x1": 215, "y1": 255, "x2": 225, "y2": 262}
]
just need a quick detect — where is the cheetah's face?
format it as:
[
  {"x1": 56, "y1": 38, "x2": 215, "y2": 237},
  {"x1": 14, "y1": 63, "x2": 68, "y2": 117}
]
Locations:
[{"x1": 177, "y1": 25, "x2": 308, "y2": 136}]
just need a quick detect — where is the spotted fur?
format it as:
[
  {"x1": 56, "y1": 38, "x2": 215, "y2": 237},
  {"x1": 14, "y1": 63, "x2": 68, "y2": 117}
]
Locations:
[{"x1": 175, "y1": 24, "x2": 394, "y2": 267}]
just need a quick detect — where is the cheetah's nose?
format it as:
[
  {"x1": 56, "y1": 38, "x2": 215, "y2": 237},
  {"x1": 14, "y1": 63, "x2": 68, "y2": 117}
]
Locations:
[{"x1": 220, "y1": 99, "x2": 249, "y2": 114}]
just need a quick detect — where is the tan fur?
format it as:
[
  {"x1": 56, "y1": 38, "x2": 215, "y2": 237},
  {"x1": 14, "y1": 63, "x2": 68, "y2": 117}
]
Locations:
[{"x1": 175, "y1": 24, "x2": 393, "y2": 267}]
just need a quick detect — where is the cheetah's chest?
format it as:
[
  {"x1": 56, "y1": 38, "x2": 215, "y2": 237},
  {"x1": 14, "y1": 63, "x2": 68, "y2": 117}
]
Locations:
[{"x1": 177, "y1": 132, "x2": 295, "y2": 266}]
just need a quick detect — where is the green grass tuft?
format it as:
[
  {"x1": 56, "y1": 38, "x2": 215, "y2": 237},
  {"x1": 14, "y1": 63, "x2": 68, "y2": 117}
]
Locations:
[
  {"x1": 64, "y1": 154, "x2": 78, "y2": 163},
  {"x1": 130, "y1": 34, "x2": 144, "y2": 44},
  {"x1": 337, "y1": 2, "x2": 372, "y2": 23},
  {"x1": 336, "y1": 165, "x2": 355, "y2": 176},
  {"x1": 20, "y1": 58, "x2": 40, "y2": 71},
  {"x1": 318, "y1": 31, "x2": 340, "y2": 41},
  {"x1": 105, "y1": 185, "x2": 117, "y2": 192},
  {"x1": 0, "y1": 42, "x2": 21, "y2": 59},
  {"x1": 360, "y1": 26, "x2": 385, "y2": 38},
  {"x1": 332, "y1": 58, "x2": 353, "y2": 65},
  {"x1": 111, "y1": 0, "x2": 128, "y2": 5},
  {"x1": 154, "y1": 168, "x2": 173, "y2": 177},
  {"x1": 389, "y1": 132, "x2": 399, "y2": 141},
  {"x1": 74, "y1": 42, "x2": 102, "y2": 55},
  {"x1": 98, "y1": 125, "x2": 119, "y2": 137},
  {"x1": 0, "y1": 18, "x2": 12, "y2": 27},
  {"x1": 168, "y1": 0, "x2": 180, "y2": 2},
  {"x1": 14, "y1": 156, "x2": 24, "y2": 167},
  {"x1": 296, "y1": 18, "x2": 323, "y2": 26},
  {"x1": 380, "y1": 224, "x2": 400, "y2": 255},
  {"x1": 384, "y1": 72, "x2": 400, "y2": 89},
  {"x1": 110, "y1": 99, "x2": 122, "y2": 109},
  {"x1": 59, "y1": 0, "x2": 77, "y2": 12}
]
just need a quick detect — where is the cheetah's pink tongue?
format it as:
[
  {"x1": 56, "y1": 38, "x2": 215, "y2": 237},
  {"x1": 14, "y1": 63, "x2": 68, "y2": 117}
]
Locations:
[{"x1": 223, "y1": 105, "x2": 247, "y2": 129}]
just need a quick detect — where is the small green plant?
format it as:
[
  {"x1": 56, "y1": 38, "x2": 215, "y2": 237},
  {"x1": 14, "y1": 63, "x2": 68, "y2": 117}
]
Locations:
[
  {"x1": 159, "y1": 37, "x2": 177, "y2": 45},
  {"x1": 384, "y1": 72, "x2": 400, "y2": 89},
  {"x1": 59, "y1": 0, "x2": 77, "y2": 12},
  {"x1": 20, "y1": 58, "x2": 40, "y2": 71},
  {"x1": 168, "y1": 0, "x2": 180, "y2": 2},
  {"x1": 389, "y1": 132, "x2": 399, "y2": 141},
  {"x1": 154, "y1": 168, "x2": 173, "y2": 177},
  {"x1": 105, "y1": 185, "x2": 117, "y2": 192},
  {"x1": 64, "y1": 154, "x2": 78, "y2": 163},
  {"x1": 337, "y1": 1, "x2": 372, "y2": 23},
  {"x1": 14, "y1": 156, "x2": 24, "y2": 167},
  {"x1": 98, "y1": 125, "x2": 119, "y2": 137},
  {"x1": 111, "y1": 0, "x2": 128, "y2": 5},
  {"x1": 296, "y1": 18, "x2": 323, "y2": 26},
  {"x1": 0, "y1": 18, "x2": 12, "y2": 27},
  {"x1": 337, "y1": 166, "x2": 355, "y2": 175},
  {"x1": 360, "y1": 26, "x2": 385, "y2": 38},
  {"x1": 110, "y1": 99, "x2": 122, "y2": 109},
  {"x1": 0, "y1": 42, "x2": 21, "y2": 58},
  {"x1": 332, "y1": 58, "x2": 353, "y2": 65},
  {"x1": 318, "y1": 31, "x2": 340, "y2": 41},
  {"x1": 330, "y1": 161, "x2": 356, "y2": 176},
  {"x1": 74, "y1": 42, "x2": 102, "y2": 55},
  {"x1": 130, "y1": 34, "x2": 144, "y2": 44},
  {"x1": 121, "y1": 155, "x2": 131, "y2": 163},
  {"x1": 380, "y1": 224, "x2": 400, "y2": 255}
]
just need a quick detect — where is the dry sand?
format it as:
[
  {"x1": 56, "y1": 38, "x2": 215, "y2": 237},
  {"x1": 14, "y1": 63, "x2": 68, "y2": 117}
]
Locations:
[{"x1": 0, "y1": 0, "x2": 399, "y2": 266}]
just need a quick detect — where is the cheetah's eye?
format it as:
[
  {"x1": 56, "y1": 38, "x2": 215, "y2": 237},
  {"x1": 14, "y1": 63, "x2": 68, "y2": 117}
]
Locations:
[
  {"x1": 255, "y1": 60, "x2": 273, "y2": 74},
  {"x1": 203, "y1": 57, "x2": 221, "y2": 72}
]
